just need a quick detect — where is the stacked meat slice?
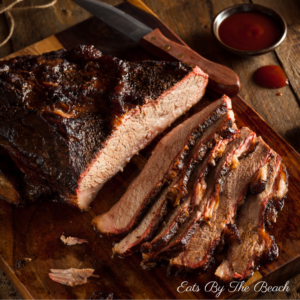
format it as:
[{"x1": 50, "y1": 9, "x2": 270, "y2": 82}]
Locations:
[
  {"x1": 93, "y1": 95, "x2": 234, "y2": 236},
  {"x1": 93, "y1": 95, "x2": 288, "y2": 282},
  {"x1": 215, "y1": 155, "x2": 288, "y2": 281},
  {"x1": 168, "y1": 135, "x2": 271, "y2": 276}
]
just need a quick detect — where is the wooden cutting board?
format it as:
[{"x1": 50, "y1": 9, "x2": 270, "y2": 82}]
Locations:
[{"x1": 1, "y1": 0, "x2": 300, "y2": 299}]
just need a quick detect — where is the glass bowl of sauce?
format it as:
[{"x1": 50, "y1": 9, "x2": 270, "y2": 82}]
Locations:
[{"x1": 212, "y1": 4, "x2": 287, "y2": 56}]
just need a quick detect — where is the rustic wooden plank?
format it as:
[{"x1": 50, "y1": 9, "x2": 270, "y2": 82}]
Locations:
[
  {"x1": 127, "y1": 0, "x2": 159, "y2": 18},
  {"x1": 2, "y1": 35, "x2": 63, "y2": 60},
  {"x1": 0, "y1": 269, "x2": 22, "y2": 300},
  {"x1": 0, "y1": 4, "x2": 14, "y2": 58},
  {"x1": 0, "y1": 0, "x2": 122, "y2": 57},
  {"x1": 258, "y1": 273, "x2": 300, "y2": 299},
  {"x1": 252, "y1": 0, "x2": 300, "y2": 103},
  {"x1": 250, "y1": 0, "x2": 300, "y2": 155}
]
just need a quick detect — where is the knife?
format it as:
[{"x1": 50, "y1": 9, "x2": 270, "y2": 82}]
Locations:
[{"x1": 72, "y1": 0, "x2": 240, "y2": 96}]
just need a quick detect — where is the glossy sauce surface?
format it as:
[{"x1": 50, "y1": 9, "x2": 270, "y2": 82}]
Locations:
[
  {"x1": 253, "y1": 65, "x2": 288, "y2": 89},
  {"x1": 219, "y1": 12, "x2": 281, "y2": 51}
]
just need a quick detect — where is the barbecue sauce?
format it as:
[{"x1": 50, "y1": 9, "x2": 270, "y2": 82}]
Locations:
[
  {"x1": 218, "y1": 12, "x2": 281, "y2": 51},
  {"x1": 253, "y1": 65, "x2": 288, "y2": 89}
]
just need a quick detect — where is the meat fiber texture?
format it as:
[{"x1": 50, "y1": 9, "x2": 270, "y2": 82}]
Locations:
[
  {"x1": 115, "y1": 121, "x2": 236, "y2": 258},
  {"x1": 0, "y1": 45, "x2": 208, "y2": 210},
  {"x1": 49, "y1": 268, "x2": 97, "y2": 286},
  {"x1": 99, "y1": 96, "x2": 288, "y2": 282},
  {"x1": 168, "y1": 135, "x2": 271, "y2": 275},
  {"x1": 215, "y1": 155, "x2": 288, "y2": 282},
  {"x1": 92, "y1": 95, "x2": 232, "y2": 236},
  {"x1": 139, "y1": 118, "x2": 238, "y2": 266},
  {"x1": 141, "y1": 128, "x2": 256, "y2": 268},
  {"x1": 140, "y1": 137, "x2": 233, "y2": 256}
]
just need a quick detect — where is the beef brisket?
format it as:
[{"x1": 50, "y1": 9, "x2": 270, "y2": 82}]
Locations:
[
  {"x1": 168, "y1": 137, "x2": 272, "y2": 275},
  {"x1": 167, "y1": 114, "x2": 236, "y2": 208},
  {"x1": 92, "y1": 96, "x2": 231, "y2": 236},
  {"x1": 112, "y1": 181, "x2": 173, "y2": 257},
  {"x1": 142, "y1": 128, "x2": 257, "y2": 269},
  {"x1": 197, "y1": 127, "x2": 257, "y2": 220},
  {"x1": 113, "y1": 110, "x2": 236, "y2": 256},
  {"x1": 0, "y1": 45, "x2": 208, "y2": 210},
  {"x1": 0, "y1": 147, "x2": 54, "y2": 205},
  {"x1": 215, "y1": 155, "x2": 288, "y2": 282},
  {"x1": 265, "y1": 162, "x2": 288, "y2": 225},
  {"x1": 0, "y1": 149, "x2": 22, "y2": 204},
  {"x1": 141, "y1": 131, "x2": 235, "y2": 256}
]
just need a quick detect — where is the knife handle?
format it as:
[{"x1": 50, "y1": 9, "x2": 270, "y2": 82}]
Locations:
[{"x1": 140, "y1": 28, "x2": 240, "y2": 96}]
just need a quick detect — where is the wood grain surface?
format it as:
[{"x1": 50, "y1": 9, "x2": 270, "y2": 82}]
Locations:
[{"x1": 0, "y1": 0, "x2": 300, "y2": 299}]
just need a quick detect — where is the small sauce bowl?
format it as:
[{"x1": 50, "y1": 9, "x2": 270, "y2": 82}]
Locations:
[{"x1": 212, "y1": 4, "x2": 287, "y2": 56}]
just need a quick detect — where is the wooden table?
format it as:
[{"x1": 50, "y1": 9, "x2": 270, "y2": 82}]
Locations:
[{"x1": 0, "y1": 0, "x2": 300, "y2": 299}]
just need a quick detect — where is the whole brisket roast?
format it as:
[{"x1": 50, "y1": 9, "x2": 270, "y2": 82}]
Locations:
[{"x1": 0, "y1": 45, "x2": 208, "y2": 210}]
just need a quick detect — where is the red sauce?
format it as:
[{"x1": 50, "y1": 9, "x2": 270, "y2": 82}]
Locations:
[
  {"x1": 219, "y1": 12, "x2": 281, "y2": 51},
  {"x1": 253, "y1": 65, "x2": 288, "y2": 89}
]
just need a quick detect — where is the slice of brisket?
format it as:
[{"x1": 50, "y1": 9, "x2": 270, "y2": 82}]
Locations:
[
  {"x1": 112, "y1": 181, "x2": 173, "y2": 257},
  {"x1": 168, "y1": 137, "x2": 272, "y2": 276},
  {"x1": 141, "y1": 129, "x2": 236, "y2": 256},
  {"x1": 93, "y1": 96, "x2": 231, "y2": 236},
  {"x1": 265, "y1": 162, "x2": 288, "y2": 225},
  {"x1": 142, "y1": 128, "x2": 256, "y2": 268},
  {"x1": 215, "y1": 155, "x2": 288, "y2": 282},
  {"x1": 197, "y1": 127, "x2": 257, "y2": 220},
  {"x1": 113, "y1": 110, "x2": 236, "y2": 256},
  {"x1": 0, "y1": 45, "x2": 208, "y2": 210}
]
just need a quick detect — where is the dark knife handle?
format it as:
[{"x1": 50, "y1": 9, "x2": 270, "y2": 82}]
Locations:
[{"x1": 140, "y1": 28, "x2": 240, "y2": 96}]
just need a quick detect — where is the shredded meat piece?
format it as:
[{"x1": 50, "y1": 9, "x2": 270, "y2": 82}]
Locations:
[
  {"x1": 60, "y1": 235, "x2": 88, "y2": 246},
  {"x1": 49, "y1": 268, "x2": 98, "y2": 286}
]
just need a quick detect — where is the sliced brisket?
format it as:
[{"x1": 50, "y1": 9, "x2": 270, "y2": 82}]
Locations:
[
  {"x1": 0, "y1": 45, "x2": 208, "y2": 210},
  {"x1": 215, "y1": 155, "x2": 288, "y2": 282},
  {"x1": 142, "y1": 128, "x2": 257, "y2": 269},
  {"x1": 197, "y1": 127, "x2": 257, "y2": 220},
  {"x1": 113, "y1": 110, "x2": 236, "y2": 256},
  {"x1": 168, "y1": 137, "x2": 272, "y2": 276},
  {"x1": 141, "y1": 131, "x2": 235, "y2": 255},
  {"x1": 93, "y1": 96, "x2": 231, "y2": 236},
  {"x1": 112, "y1": 181, "x2": 173, "y2": 256},
  {"x1": 265, "y1": 163, "x2": 288, "y2": 225}
]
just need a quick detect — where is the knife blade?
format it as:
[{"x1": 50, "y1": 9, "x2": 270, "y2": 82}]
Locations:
[
  {"x1": 72, "y1": 0, "x2": 152, "y2": 42},
  {"x1": 72, "y1": 0, "x2": 240, "y2": 96}
]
